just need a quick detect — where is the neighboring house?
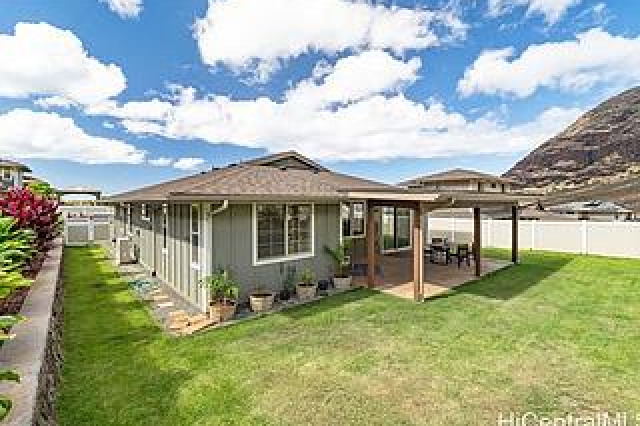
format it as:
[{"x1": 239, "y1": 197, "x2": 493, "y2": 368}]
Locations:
[
  {"x1": 400, "y1": 168, "x2": 520, "y2": 193},
  {"x1": 547, "y1": 200, "x2": 634, "y2": 221},
  {"x1": 0, "y1": 159, "x2": 31, "y2": 191},
  {"x1": 107, "y1": 151, "x2": 524, "y2": 312}
]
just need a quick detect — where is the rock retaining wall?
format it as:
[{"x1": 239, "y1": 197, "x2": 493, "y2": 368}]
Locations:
[{"x1": 0, "y1": 238, "x2": 64, "y2": 425}]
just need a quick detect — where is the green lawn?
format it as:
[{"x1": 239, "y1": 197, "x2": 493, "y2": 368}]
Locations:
[{"x1": 58, "y1": 247, "x2": 640, "y2": 425}]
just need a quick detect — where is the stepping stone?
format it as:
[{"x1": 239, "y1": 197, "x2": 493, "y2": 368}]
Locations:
[
  {"x1": 169, "y1": 319, "x2": 189, "y2": 330},
  {"x1": 187, "y1": 314, "x2": 207, "y2": 324},
  {"x1": 157, "y1": 301, "x2": 174, "y2": 308},
  {"x1": 180, "y1": 319, "x2": 215, "y2": 335},
  {"x1": 152, "y1": 294, "x2": 169, "y2": 301}
]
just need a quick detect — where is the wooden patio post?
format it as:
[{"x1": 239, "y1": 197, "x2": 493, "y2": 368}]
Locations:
[
  {"x1": 413, "y1": 203, "x2": 424, "y2": 302},
  {"x1": 511, "y1": 204, "x2": 519, "y2": 264},
  {"x1": 473, "y1": 207, "x2": 481, "y2": 277},
  {"x1": 366, "y1": 203, "x2": 376, "y2": 288}
]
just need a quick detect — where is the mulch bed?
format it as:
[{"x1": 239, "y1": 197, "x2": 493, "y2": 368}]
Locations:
[{"x1": 0, "y1": 252, "x2": 47, "y2": 316}]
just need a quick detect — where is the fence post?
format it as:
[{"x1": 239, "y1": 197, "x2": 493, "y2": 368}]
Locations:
[
  {"x1": 581, "y1": 220, "x2": 588, "y2": 255},
  {"x1": 451, "y1": 215, "x2": 456, "y2": 242},
  {"x1": 88, "y1": 218, "x2": 95, "y2": 243},
  {"x1": 531, "y1": 220, "x2": 536, "y2": 250}
]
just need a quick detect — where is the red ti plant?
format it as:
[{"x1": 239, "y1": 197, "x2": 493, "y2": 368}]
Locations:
[{"x1": 0, "y1": 188, "x2": 60, "y2": 252}]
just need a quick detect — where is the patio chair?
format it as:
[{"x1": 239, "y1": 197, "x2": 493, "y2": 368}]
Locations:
[
  {"x1": 429, "y1": 238, "x2": 450, "y2": 265},
  {"x1": 450, "y1": 243, "x2": 471, "y2": 268}
]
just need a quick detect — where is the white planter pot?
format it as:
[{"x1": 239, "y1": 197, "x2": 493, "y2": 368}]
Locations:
[
  {"x1": 249, "y1": 292, "x2": 275, "y2": 313},
  {"x1": 296, "y1": 284, "x2": 317, "y2": 300},
  {"x1": 333, "y1": 276, "x2": 352, "y2": 290}
]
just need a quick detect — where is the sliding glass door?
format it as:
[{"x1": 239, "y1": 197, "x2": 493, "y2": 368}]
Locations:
[{"x1": 381, "y1": 207, "x2": 412, "y2": 252}]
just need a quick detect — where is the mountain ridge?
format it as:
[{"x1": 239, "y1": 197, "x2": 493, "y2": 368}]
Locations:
[{"x1": 504, "y1": 86, "x2": 640, "y2": 192}]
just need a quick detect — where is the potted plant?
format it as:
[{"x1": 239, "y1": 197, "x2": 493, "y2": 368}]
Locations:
[
  {"x1": 325, "y1": 241, "x2": 352, "y2": 290},
  {"x1": 200, "y1": 269, "x2": 239, "y2": 322},
  {"x1": 279, "y1": 266, "x2": 296, "y2": 301},
  {"x1": 296, "y1": 267, "x2": 317, "y2": 300},
  {"x1": 249, "y1": 287, "x2": 275, "y2": 313}
]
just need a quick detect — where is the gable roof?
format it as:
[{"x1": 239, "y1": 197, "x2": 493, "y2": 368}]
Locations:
[
  {"x1": 0, "y1": 159, "x2": 31, "y2": 173},
  {"x1": 107, "y1": 152, "x2": 402, "y2": 203},
  {"x1": 400, "y1": 168, "x2": 519, "y2": 187}
]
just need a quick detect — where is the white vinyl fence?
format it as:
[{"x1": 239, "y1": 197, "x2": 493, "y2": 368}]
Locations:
[
  {"x1": 60, "y1": 206, "x2": 114, "y2": 246},
  {"x1": 428, "y1": 218, "x2": 640, "y2": 259}
]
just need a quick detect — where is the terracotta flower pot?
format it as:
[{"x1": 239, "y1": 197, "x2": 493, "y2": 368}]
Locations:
[
  {"x1": 333, "y1": 276, "x2": 352, "y2": 290},
  {"x1": 250, "y1": 292, "x2": 275, "y2": 313},
  {"x1": 296, "y1": 284, "x2": 317, "y2": 300},
  {"x1": 209, "y1": 301, "x2": 236, "y2": 322}
]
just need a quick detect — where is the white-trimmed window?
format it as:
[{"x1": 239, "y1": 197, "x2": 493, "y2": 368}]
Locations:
[
  {"x1": 341, "y1": 202, "x2": 366, "y2": 239},
  {"x1": 254, "y1": 203, "x2": 314, "y2": 264},
  {"x1": 141, "y1": 204, "x2": 150, "y2": 221},
  {"x1": 190, "y1": 204, "x2": 200, "y2": 268},
  {"x1": 381, "y1": 207, "x2": 412, "y2": 252}
]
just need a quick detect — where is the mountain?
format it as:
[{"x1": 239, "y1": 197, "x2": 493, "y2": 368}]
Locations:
[{"x1": 505, "y1": 86, "x2": 640, "y2": 193}]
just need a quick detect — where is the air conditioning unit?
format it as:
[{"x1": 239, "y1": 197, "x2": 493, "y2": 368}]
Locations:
[{"x1": 115, "y1": 237, "x2": 134, "y2": 265}]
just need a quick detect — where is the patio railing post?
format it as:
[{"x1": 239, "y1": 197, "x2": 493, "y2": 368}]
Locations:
[
  {"x1": 511, "y1": 205, "x2": 519, "y2": 264},
  {"x1": 367, "y1": 202, "x2": 376, "y2": 288},
  {"x1": 413, "y1": 203, "x2": 424, "y2": 302}
]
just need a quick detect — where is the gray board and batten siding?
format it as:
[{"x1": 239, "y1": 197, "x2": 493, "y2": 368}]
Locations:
[{"x1": 114, "y1": 201, "x2": 340, "y2": 312}]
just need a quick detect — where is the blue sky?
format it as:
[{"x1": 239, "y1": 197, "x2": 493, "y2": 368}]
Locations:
[{"x1": 0, "y1": 0, "x2": 639, "y2": 194}]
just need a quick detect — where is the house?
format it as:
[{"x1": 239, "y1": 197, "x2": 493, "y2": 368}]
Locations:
[
  {"x1": 0, "y1": 159, "x2": 31, "y2": 191},
  {"x1": 400, "y1": 168, "x2": 520, "y2": 193},
  {"x1": 107, "y1": 152, "x2": 525, "y2": 313},
  {"x1": 547, "y1": 200, "x2": 634, "y2": 221}
]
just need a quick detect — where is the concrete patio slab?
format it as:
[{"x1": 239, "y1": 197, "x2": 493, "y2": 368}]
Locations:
[{"x1": 354, "y1": 253, "x2": 512, "y2": 300}]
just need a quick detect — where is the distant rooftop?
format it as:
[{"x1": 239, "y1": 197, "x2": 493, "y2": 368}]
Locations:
[
  {"x1": 400, "y1": 168, "x2": 520, "y2": 187},
  {"x1": 549, "y1": 200, "x2": 633, "y2": 214},
  {"x1": 0, "y1": 159, "x2": 31, "y2": 172}
]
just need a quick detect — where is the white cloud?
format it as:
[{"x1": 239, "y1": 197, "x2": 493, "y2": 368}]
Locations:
[
  {"x1": 0, "y1": 22, "x2": 126, "y2": 105},
  {"x1": 85, "y1": 48, "x2": 583, "y2": 161},
  {"x1": 0, "y1": 109, "x2": 145, "y2": 164},
  {"x1": 87, "y1": 98, "x2": 172, "y2": 121},
  {"x1": 458, "y1": 28, "x2": 640, "y2": 98},
  {"x1": 173, "y1": 157, "x2": 205, "y2": 171},
  {"x1": 286, "y1": 50, "x2": 422, "y2": 108},
  {"x1": 488, "y1": 0, "x2": 581, "y2": 24},
  {"x1": 194, "y1": 0, "x2": 467, "y2": 80},
  {"x1": 101, "y1": 0, "x2": 142, "y2": 18},
  {"x1": 100, "y1": 93, "x2": 583, "y2": 161},
  {"x1": 148, "y1": 157, "x2": 173, "y2": 167}
]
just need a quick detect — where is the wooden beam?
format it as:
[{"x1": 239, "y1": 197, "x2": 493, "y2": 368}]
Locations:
[
  {"x1": 473, "y1": 207, "x2": 481, "y2": 277},
  {"x1": 366, "y1": 203, "x2": 376, "y2": 288},
  {"x1": 367, "y1": 200, "x2": 423, "y2": 209},
  {"x1": 413, "y1": 203, "x2": 424, "y2": 302},
  {"x1": 511, "y1": 205, "x2": 519, "y2": 264}
]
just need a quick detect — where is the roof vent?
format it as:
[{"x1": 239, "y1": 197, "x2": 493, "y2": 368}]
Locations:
[{"x1": 279, "y1": 166, "x2": 287, "y2": 171}]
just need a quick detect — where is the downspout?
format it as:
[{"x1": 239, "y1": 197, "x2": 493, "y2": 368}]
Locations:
[
  {"x1": 211, "y1": 200, "x2": 229, "y2": 216},
  {"x1": 202, "y1": 200, "x2": 228, "y2": 312}
]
